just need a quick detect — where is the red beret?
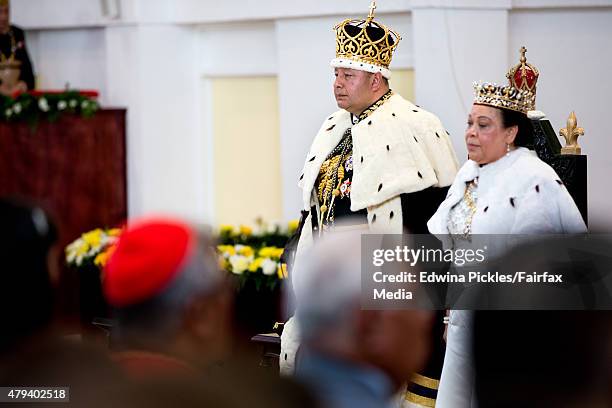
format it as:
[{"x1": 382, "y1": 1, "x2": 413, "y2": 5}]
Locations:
[{"x1": 103, "y1": 218, "x2": 195, "y2": 307}]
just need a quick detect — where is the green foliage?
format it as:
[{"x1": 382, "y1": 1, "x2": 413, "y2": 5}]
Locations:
[{"x1": 0, "y1": 91, "x2": 99, "y2": 127}]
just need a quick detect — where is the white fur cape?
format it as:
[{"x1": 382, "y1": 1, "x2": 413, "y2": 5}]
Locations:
[
  {"x1": 427, "y1": 147, "x2": 587, "y2": 236},
  {"x1": 281, "y1": 94, "x2": 459, "y2": 379}
]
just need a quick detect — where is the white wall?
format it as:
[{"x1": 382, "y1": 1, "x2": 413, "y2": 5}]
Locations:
[
  {"x1": 413, "y1": 7, "x2": 510, "y2": 159},
  {"x1": 12, "y1": 0, "x2": 108, "y2": 28},
  {"x1": 200, "y1": 22, "x2": 278, "y2": 77},
  {"x1": 105, "y1": 24, "x2": 205, "y2": 220},
  {"x1": 198, "y1": 22, "x2": 279, "y2": 223},
  {"x1": 25, "y1": 29, "x2": 108, "y2": 103}
]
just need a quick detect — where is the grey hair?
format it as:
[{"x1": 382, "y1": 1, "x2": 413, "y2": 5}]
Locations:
[{"x1": 293, "y1": 229, "x2": 364, "y2": 342}]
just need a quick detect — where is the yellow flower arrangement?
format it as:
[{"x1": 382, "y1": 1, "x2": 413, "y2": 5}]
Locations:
[
  {"x1": 219, "y1": 224, "x2": 234, "y2": 234},
  {"x1": 216, "y1": 220, "x2": 298, "y2": 291},
  {"x1": 217, "y1": 245, "x2": 236, "y2": 256},
  {"x1": 107, "y1": 228, "x2": 122, "y2": 237},
  {"x1": 258, "y1": 246, "x2": 284, "y2": 259},
  {"x1": 93, "y1": 244, "x2": 116, "y2": 268},
  {"x1": 82, "y1": 229, "x2": 103, "y2": 248},
  {"x1": 229, "y1": 255, "x2": 251, "y2": 275},
  {"x1": 237, "y1": 245, "x2": 254, "y2": 257},
  {"x1": 217, "y1": 243, "x2": 288, "y2": 290},
  {"x1": 249, "y1": 257, "x2": 264, "y2": 272},
  {"x1": 65, "y1": 227, "x2": 123, "y2": 269},
  {"x1": 239, "y1": 225, "x2": 253, "y2": 236}
]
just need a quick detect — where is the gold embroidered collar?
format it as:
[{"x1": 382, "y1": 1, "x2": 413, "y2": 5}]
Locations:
[{"x1": 355, "y1": 89, "x2": 394, "y2": 122}]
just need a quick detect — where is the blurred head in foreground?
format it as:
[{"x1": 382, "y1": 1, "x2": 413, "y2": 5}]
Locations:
[
  {"x1": 293, "y1": 228, "x2": 432, "y2": 394},
  {"x1": 473, "y1": 236, "x2": 612, "y2": 408},
  {"x1": 474, "y1": 310, "x2": 612, "y2": 408},
  {"x1": 0, "y1": 198, "x2": 57, "y2": 354},
  {"x1": 103, "y1": 217, "x2": 232, "y2": 372}
]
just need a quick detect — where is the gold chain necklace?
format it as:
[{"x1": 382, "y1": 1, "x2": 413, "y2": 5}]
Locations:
[
  {"x1": 315, "y1": 89, "x2": 393, "y2": 233},
  {"x1": 462, "y1": 179, "x2": 478, "y2": 236},
  {"x1": 317, "y1": 131, "x2": 352, "y2": 229}
]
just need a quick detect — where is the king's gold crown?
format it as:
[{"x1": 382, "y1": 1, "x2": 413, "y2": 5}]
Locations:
[
  {"x1": 473, "y1": 46, "x2": 539, "y2": 114},
  {"x1": 331, "y1": 1, "x2": 401, "y2": 79}
]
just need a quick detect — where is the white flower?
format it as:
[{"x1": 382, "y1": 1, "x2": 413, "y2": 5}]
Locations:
[
  {"x1": 66, "y1": 250, "x2": 76, "y2": 264},
  {"x1": 4, "y1": 108, "x2": 12, "y2": 117},
  {"x1": 58, "y1": 100, "x2": 67, "y2": 110},
  {"x1": 13, "y1": 103, "x2": 22, "y2": 114},
  {"x1": 38, "y1": 97, "x2": 50, "y2": 112},
  {"x1": 81, "y1": 100, "x2": 89, "y2": 109},
  {"x1": 101, "y1": 234, "x2": 118, "y2": 247},
  {"x1": 229, "y1": 255, "x2": 249, "y2": 275},
  {"x1": 251, "y1": 222, "x2": 264, "y2": 236},
  {"x1": 65, "y1": 238, "x2": 86, "y2": 265},
  {"x1": 261, "y1": 258, "x2": 277, "y2": 276},
  {"x1": 69, "y1": 99, "x2": 78, "y2": 108}
]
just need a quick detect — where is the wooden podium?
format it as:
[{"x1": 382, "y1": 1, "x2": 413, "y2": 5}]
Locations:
[{"x1": 0, "y1": 109, "x2": 127, "y2": 322}]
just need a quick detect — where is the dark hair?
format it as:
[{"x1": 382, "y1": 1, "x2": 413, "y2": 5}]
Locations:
[
  {"x1": 0, "y1": 198, "x2": 57, "y2": 353},
  {"x1": 499, "y1": 108, "x2": 534, "y2": 149}
]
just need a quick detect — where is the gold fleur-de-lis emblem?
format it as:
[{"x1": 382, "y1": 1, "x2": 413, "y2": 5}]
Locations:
[{"x1": 560, "y1": 111, "x2": 585, "y2": 155}]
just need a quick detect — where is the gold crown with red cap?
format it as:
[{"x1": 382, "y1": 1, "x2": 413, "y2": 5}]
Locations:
[{"x1": 474, "y1": 46, "x2": 540, "y2": 114}]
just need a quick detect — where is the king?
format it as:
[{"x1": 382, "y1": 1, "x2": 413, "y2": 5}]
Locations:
[{"x1": 281, "y1": 2, "x2": 460, "y2": 407}]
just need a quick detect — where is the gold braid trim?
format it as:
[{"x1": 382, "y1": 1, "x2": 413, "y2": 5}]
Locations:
[
  {"x1": 410, "y1": 373, "x2": 440, "y2": 390},
  {"x1": 405, "y1": 391, "x2": 436, "y2": 407}
]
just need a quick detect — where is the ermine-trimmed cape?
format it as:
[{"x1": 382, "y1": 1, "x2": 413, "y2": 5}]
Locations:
[
  {"x1": 295, "y1": 93, "x2": 459, "y2": 263},
  {"x1": 427, "y1": 147, "x2": 586, "y2": 236}
]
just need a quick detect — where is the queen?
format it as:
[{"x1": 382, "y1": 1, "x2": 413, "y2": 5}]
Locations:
[{"x1": 427, "y1": 49, "x2": 587, "y2": 407}]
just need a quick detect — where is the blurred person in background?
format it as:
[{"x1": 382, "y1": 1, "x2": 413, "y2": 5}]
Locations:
[
  {"x1": 102, "y1": 217, "x2": 232, "y2": 378},
  {"x1": 293, "y1": 230, "x2": 433, "y2": 408},
  {"x1": 473, "y1": 236, "x2": 612, "y2": 408},
  {"x1": 0, "y1": 0, "x2": 35, "y2": 95},
  {"x1": 474, "y1": 310, "x2": 612, "y2": 408},
  {"x1": 103, "y1": 216, "x2": 320, "y2": 408},
  {"x1": 0, "y1": 198, "x2": 125, "y2": 406}
]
